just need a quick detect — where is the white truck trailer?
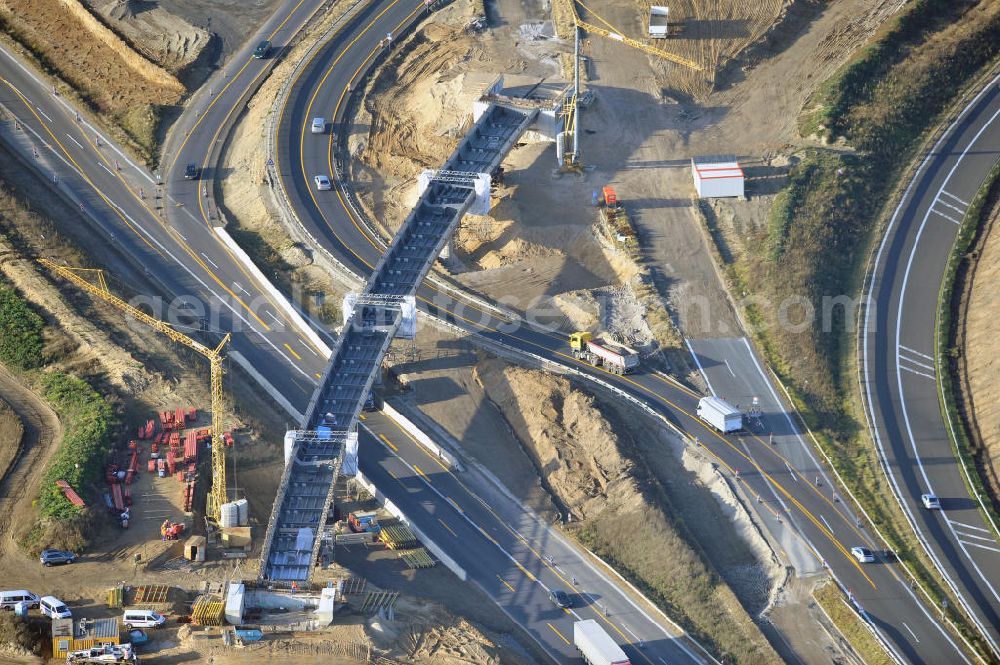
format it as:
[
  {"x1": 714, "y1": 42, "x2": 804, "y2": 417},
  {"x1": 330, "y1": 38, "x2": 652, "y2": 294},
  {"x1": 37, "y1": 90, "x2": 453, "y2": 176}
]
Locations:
[
  {"x1": 697, "y1": 396, "x2": 742, "y2": 433},
  {"x1": 648, "y1": 6, "x2": 670, "y2": 38},
  {"x1": 569, "y1": 332, "x2": 640, "y2": 375},
  {"x1": 574, "y1": 620, "x2": 630, "y2": 665}
]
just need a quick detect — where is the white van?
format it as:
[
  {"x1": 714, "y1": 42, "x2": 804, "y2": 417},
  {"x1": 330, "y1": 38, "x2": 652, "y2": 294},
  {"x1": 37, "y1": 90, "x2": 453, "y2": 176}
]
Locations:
[
  {"x1": 122, "y1": 609, "x2": 166, "y2": 629},
  {"x1": 39, "y1": 595, "x2": 71, "y2": 619},
  {"x1": 311, "y1": 117, "x2": 325, "y2": 134},
  {"x1": 0, "y1": 590, "x2": 39, "y2": 610}
]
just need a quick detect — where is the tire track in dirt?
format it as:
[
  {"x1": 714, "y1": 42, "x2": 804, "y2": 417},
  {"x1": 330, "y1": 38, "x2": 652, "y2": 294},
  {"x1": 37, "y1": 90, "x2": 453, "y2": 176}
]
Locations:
[{"x1": 0, "y1": 365, "x2": 61, "y2": 554}]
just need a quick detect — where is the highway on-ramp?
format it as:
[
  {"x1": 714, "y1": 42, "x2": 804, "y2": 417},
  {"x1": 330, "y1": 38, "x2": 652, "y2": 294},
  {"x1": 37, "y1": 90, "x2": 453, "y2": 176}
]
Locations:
[{"x1": 862, "y1": 71, "x2": 1000, "y2": 656}]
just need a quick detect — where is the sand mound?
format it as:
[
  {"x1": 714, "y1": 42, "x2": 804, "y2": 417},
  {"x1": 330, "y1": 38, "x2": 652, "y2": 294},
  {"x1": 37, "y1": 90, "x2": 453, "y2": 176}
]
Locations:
[
  {"x1": 475, "y1": 358, "x2": 640, "y2": 518},
  {"x1": 96, "y1": 0, "x2": 210, "y2": 73}
]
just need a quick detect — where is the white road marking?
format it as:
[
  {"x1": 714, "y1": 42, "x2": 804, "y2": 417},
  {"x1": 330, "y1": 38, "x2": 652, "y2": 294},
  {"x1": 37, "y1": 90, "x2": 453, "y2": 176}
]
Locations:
[
  {"x1": 267, "y1": 311, "x2": 282, "y2": 324},
  {"x1": 233, "y1": 281, "x2": 249, "y2": 295},
  {"x1": 99, "y1": 162, "x2": 115, "y2": 176},
  {"x1": 930, "y1": 207, "x2": 961, "y2": 225},
  {"x1": 621, "y1": 623, "x2": 641, "y2": 642},
  {"x1": 785, "y1": 461, "x2": 796, "y2": 479},
  {"x1": 724, "y1": 358, "x2": 735, "y2": 377},
  {"x1": 940, "y1": 190, "x2": 969, "y2": 207},
  {"x1": 173, "y1": 229, "x2": 188, "y2": 241},
  {"x1": 820, "y1": 514, "x2": 834, "y2": 535},
  {"x1": 35, "y1": 106, "x2": 52, "y2": 122},
  {"x1": 199, "y1": 252, "x2": 219, "y2": 269},
  {"x1": 949, "y1": 519, "x2": 991, "y2": 533},
  {"x1": 954, "y1": 531, "x2": 998, "y2": 544},
  {"x1": 684, "y1": 339, "x2": 715, "y2": 396},
  {"x1": 903, "y1": 622, "x2": 920, "y2": 643},
  {"x1": 899, "y1": 364, "x2": 935, "y2": 380},
  {"x1": 900, "y1": 344, "x2": 933, "y2": 361},
  {"x1": 935, "y1": 197, "x2": 967, "y2": 215},
  {"x1": 899, "y1": 355, "x2": 935, "y2": 372},
  {"x1": 960, "y1": 540, "x2": 1000, "y2": 554},
  {"x1": 65, "y1": 133, "x2": 83, "y2": 149}
]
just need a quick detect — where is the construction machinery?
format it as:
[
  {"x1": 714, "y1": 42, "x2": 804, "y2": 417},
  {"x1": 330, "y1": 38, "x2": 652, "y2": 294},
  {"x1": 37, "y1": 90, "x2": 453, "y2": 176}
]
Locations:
[
  {"x1": 598, "y1": 185, "x2": 636, "y2": 248},
  {"x1": 39, "y1": 259, "x2": 231, "y2": 520},
  {"x1": 560, "y1": 0, "x2": 701, "y2": 168},
  {"x1": 569, "y1": 332, "x2": 639, "y2": 375}
]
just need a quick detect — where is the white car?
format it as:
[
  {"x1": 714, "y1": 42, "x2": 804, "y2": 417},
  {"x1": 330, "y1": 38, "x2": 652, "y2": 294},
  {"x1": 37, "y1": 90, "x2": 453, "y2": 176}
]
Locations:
[
  {"x1": 314, "y1": 175, "x2": 331, "y2": 191},
  {"x1": 851, "y1": 546, "x2": 875, "y2": 564},
  {"x1": 39, "y1": 595, "x2": 71, "y2": 619},
  {"x1": 122, "y1": 609, "x2": 166, "y2": 629},
  {"x1": 311, "y1": 117, "x2": 325, "y2": 134},
  {"x1": 921, "y1": 493, "x2": 941, "y2": 509}
]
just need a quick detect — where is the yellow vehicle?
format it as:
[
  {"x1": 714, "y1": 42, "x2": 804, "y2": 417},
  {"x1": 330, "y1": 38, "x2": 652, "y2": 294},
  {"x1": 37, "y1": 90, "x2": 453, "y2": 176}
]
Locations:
[{"x1": 569, "y1": 332, "x2": 639, "y2": 375}]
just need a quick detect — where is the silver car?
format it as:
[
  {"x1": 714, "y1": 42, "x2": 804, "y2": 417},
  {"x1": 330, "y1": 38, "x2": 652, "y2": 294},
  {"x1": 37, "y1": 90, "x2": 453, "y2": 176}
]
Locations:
[{"x1": 314, "y1": 175, "x2": 332, "y2": 191}]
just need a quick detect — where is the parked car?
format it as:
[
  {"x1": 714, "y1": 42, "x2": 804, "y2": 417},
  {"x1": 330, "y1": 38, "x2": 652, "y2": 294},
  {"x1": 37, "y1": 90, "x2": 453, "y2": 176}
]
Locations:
[
  {"x1": 311, "y1": 117, "x2": 326, "y2": 134},
  {"x1": 184, "y1": 163, "x2": 199, "y2": 180},
  {"x1": 921, "y1": 493, "x2": 941, "y2": 510},
  {"x1": 549, "y1": 589, "x2": 572, "y2": 609},
  {"x1": 39, "y1": 595, "x2": 72, "y2": 619},
  {"x1": 314, "y1": 174, "x2": 332, "y2": 191},
  {"x1": 851, "y1": 546, "x2": 875, "y2": 564},
  {"x1": 39, "y1": 548, "x2": 77, "y2": 566},
  {"x1": 0, "y1": 590, "x2": 39, "y2": 610},
  {"x1": 252, "y1": 40, "x2": 272, "y2": 59},
  {"x1": 122, "y1": 609, "x2": 166, "y2": 629}
]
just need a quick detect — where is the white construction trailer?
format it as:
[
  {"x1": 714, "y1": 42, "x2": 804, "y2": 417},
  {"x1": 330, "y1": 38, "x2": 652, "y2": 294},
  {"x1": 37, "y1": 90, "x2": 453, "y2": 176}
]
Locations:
[{"x1": 692, "y1": 157, "x2": 745, "y2": 198}]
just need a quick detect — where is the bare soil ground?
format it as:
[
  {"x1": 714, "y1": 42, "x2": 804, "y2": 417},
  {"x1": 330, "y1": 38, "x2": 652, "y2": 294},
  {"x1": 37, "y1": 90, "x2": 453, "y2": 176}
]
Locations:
[{"x1": 960, "y1": 188, "x2": 1000, "y2": 501}]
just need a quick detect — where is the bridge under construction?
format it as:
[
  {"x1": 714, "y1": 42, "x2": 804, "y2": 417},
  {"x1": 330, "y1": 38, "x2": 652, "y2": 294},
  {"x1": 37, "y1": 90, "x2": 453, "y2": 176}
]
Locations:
[{"x1": 258, "y1": 102, "x2": 537, "y2": 582}]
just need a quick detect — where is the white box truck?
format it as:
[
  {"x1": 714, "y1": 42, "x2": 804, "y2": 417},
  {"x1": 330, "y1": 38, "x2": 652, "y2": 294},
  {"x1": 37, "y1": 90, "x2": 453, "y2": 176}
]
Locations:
[
  {"x1": 574, "y1": 620, "x2": 631, "y2": 665},
  {"x1": 697, "y1": 396, "x2": 742, "y2": 433},
  {"x1": 648, "y1": 6, "x2": 669, "y2": 38}
]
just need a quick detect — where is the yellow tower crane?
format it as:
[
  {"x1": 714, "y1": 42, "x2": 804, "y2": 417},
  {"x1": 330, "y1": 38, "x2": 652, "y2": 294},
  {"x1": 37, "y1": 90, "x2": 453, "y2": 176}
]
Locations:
[
  {"x1": 560, "y1": 0, "x2": 701, "y2": 168},
  {"x1": 39, "y1": 259, "x2": 232, "y2": 519}
]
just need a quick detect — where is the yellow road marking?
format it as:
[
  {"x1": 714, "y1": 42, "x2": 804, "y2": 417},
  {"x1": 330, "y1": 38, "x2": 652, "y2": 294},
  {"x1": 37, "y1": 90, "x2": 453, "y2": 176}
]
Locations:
[
  {"x1": 447, "y1": 496, "x2": 463, "y2": 513},
  {"x1": 547, "y1": 622, "x2": 570, "y2": 646},
  {"x1": 497, "y1": 575, "x2": 515, "y2": 593},
  {"x1": 379, "y1": 433, "x2": 397, "y2": 452},
  {"x1": 514, "y1": 560, "x2": 536, "y2": 582},
  {"x1": 315, "y1": 373, "x2": 323, "y2": 379},
  {"x1": 437, "y1": 518, "x2": 457, "y2": 538},
  {"x1": 283, "y1": 343, "x2": 302, "y2": 361},
  {"x1": 413, "y1": 464, "x2": 427, "y2": 479}
]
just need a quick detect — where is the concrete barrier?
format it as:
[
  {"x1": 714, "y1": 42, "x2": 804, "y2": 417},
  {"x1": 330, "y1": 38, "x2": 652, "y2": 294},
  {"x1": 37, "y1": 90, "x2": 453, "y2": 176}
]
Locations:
[
  {"x1": 213, "y1": 226, "x2": 332, "y2": 358},
  {"x1": 355, "y1": 468, "x2": 467, "y2": 582},
  {"x1": 230, "y1": 350, "x2": 306, "y2": 425},
  {"x1": 381, "y1": 401, "x2": 460, "y2": 470}
]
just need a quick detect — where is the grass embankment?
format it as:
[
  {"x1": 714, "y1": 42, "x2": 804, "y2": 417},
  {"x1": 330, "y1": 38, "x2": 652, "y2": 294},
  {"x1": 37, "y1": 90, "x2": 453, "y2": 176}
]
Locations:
[
  {"x1": 813, "y1": 583, "x2": 894, "y2": 665},
  {"x1": 699, "y1": 0, "x2": 1000, "y2": 656},
  {"x1": 0, "y1": 286, "x2": 44, "y2": 370},
  {"x1": 940, "y1": 162, "x2": 1000, "y2": 527}
]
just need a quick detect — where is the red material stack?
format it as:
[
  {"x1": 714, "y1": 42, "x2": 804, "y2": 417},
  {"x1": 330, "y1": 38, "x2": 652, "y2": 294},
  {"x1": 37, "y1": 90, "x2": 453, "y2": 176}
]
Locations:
[
  {"x1": 187, "y1": 407, "x2": 197, "y2": 423},
  {"x1": 183, "y1": 431, "x2": 197, "y2": 463},
  {"x1": 166, "y1": 450, "x2": 176, "y2": 475},
  {"x1": 125, "y1": 448, "x2": 140, "y2": 485},
  {"x1": 222, "y1": 432, "x2": 234, "y2": 447},
  {"x1": 196, "y1": 428, "x2": 211, "y2": 444},
  {"x1": 147, "y1": 459, "x2": 156, "y2": 473},
  {"x1": 174, "y1": 407, "x2": 186, "y2": 428}
]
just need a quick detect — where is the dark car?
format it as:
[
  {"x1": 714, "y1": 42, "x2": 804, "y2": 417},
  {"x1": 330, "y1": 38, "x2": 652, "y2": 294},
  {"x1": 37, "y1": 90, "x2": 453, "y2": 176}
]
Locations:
[
  {"x1": 549, "y1": 589, "x2": 571, "y2": 609},
  {"x1": 184, "y1": 163, "x2": 199, "y2": 180},
  {"x1": 39, "y1": 549, "x2": 77, "y2": 566},
  {"x1": 252, "y1": 40, "x2": 272, "y2": 59}
]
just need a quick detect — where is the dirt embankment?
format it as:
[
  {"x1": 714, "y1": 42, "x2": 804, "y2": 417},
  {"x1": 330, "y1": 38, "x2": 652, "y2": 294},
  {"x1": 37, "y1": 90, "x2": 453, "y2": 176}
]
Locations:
[
  {"x1": 472, "y1": 357, "x2": 781, "y2": 664},
  {"x1": 0, "y1": 395, "x2": 22, "y2": 482},
  {"x1": 961, "y1": 188, "x2": 1000, "y2": 499},
  {"x1": 84, "y1": 0, "x2": 211, "y2": 75},
  {"x1": 0, "y1": 0, "x2": 185, "y2": 159}
]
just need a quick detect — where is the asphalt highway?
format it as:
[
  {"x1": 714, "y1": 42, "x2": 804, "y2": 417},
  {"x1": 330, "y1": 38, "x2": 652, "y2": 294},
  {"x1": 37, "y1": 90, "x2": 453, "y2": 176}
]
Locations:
[
  {"x1": 278, "y1": 0, "x2": 984, "y2": 661},
  {"x1": 862, "y1": 71, "x2": 1000, "y2": 655}
]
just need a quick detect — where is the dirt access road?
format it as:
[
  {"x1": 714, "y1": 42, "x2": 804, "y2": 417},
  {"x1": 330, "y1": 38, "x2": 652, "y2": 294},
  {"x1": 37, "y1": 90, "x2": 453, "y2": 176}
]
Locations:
[{"x1": 0, "y1": 366, "x2": 60, "y2": 562}]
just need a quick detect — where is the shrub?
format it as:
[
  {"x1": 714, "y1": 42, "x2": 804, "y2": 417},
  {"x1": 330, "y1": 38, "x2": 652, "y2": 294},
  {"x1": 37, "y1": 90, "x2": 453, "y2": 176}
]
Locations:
[{"x1": 0, "y1": 286, "x2": 44, "y2": 370}]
